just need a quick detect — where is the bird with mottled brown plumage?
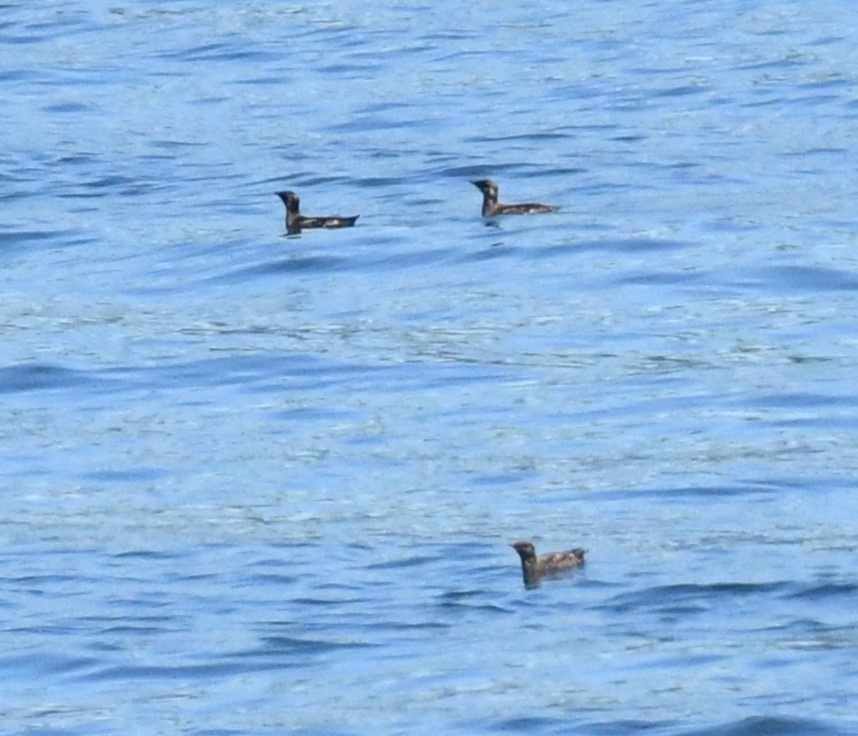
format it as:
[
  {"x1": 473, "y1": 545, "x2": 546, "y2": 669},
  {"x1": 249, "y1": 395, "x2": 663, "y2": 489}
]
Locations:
[
  {"x1": 276, "y1": 190, "x2": 359, "y2": 235},
  {"x1": 471, "y1": 180, "x2": 558, "y2": 217},
  {"x1": 511, "y1": 540, "x2": 585, "y2": 587}
]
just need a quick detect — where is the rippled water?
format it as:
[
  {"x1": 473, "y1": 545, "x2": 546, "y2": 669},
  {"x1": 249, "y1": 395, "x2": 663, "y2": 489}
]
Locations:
[{"x1": 2, "y1": 1, "x2": 858, "y2": 734}]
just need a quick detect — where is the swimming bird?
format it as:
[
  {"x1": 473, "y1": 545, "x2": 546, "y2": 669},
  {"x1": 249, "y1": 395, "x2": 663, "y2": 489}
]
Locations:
[
  {"x1": 471, "y1": 179, "x2": 558, "y2": 217},
  {"x1": 511, "y1": 540, "x2": 585, "y2": 587},
  {"x1": 275, "y1": 191, "x2": 359, "y2": 235}
]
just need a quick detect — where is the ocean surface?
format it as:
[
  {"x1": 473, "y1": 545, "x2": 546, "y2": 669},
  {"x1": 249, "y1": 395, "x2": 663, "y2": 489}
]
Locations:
[{"x1": 2, "y1": 1, "x2": 858, "y2": 734}]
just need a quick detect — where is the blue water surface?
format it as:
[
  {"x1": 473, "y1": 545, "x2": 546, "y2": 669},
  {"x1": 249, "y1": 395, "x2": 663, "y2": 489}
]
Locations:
[{"x1": 2, "y1": 1, "x2": 858, "y2": 734}]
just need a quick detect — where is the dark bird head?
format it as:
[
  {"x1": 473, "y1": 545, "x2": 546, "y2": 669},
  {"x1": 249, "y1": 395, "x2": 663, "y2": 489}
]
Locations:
[
  {"x1": 511, "y1": 540, "x2": 537, "y2": 563},
  {"x1": 275, "y1": 190, "x2": 301, "y2": 215},
  {"x1": 471, "y1": 179, "x2": 498, "y2": 198}
]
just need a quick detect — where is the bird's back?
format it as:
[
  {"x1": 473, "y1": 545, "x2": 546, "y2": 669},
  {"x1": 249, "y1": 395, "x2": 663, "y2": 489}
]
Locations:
[{"x1": 536, "y1": 548, "x2": 586, "y2": 574}]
